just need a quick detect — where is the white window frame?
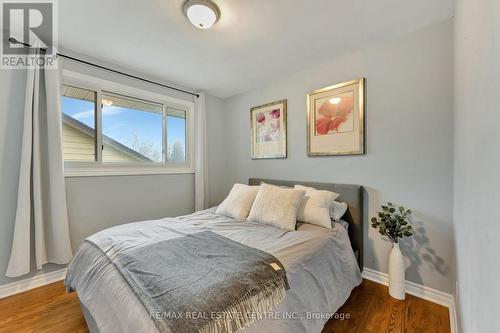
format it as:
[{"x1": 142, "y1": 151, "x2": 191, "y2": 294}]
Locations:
[{"x1": 62, "y1": 70, "x2": 195, "y2": 177}]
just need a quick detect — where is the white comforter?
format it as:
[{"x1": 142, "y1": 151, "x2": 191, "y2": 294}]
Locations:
[{"x1": 65, "y1": 208, "x2": 362, "y2": 333}]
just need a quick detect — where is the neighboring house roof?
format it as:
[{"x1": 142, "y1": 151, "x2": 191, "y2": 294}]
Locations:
[{"x1": 62, "y1": 113, "x2": 152, "y2": 162}]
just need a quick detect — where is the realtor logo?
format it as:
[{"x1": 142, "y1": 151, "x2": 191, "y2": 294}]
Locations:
[{"x1": 1, "y1": 0, "x2": 58, "y2": 68}]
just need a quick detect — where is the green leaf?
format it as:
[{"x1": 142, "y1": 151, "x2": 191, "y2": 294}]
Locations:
[{"x1": 373, "y1": 204, "x2": 414, "y2": 240}]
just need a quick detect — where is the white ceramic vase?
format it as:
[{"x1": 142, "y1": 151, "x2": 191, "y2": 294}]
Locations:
[{"x1": 389, "y1": 242, "x2": 405, "y2": 300}]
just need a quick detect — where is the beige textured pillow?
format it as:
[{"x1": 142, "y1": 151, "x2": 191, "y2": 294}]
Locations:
[
  {"x1": 216, "y1": 184, "x2": 259, "y2": 220},
  {"x1": 247, "y1": 183, "x2": 306, "y2": 230},
  {"x1": 295, "y1": 185, "x2": 340, "y2": 229}
]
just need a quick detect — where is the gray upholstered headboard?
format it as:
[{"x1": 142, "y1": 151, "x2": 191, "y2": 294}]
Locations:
[{"x1": 248, "y1": 178, "x2": 364, "y2": 271}]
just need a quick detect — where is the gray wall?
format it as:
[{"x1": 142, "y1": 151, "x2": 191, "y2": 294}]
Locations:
[
  {"x1": 214, "y1": 20, "x2": 455, "y2": 293},
  {"x1": 66, "y1": 174, "x2": 194, "y2": 251},
  {"x1": 205, "y1": 94, "x2": 227, "y2": 206},
  {"x1": 0, "y1": 21, "x2": 457, "y2": 297},
  {"x1": 454, "y1": 0, "x2": 500, "y2": 331},
  {"x1": 0, "y1": 58, "x2": 199, "y2": 286}
]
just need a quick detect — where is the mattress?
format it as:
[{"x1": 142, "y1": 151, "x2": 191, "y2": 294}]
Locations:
[{"x1": 66, "y1": 208, "x2": 362, "y2": 333}]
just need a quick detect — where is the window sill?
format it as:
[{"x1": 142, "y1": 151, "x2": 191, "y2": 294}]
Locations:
[{"x1": 64, "y1": 167, "x2": 195, "y2": 178}]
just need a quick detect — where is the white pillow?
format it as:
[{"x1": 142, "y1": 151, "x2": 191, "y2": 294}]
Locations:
[
  {"x1": 295, "y1": 185, "x2": 340, "y2": 200},
  {"x1": 295, "y1": 185, "x2": 340, "y2": 229},
  {"x1": 330, "y1": 201, "x2": 348, "y2": 222},
  {"x1": 216, "y1": 184, "x2": 259, "y2": 220},
  {"x1": 247, "y1": 183, "x2": 306, "y2": 231}
]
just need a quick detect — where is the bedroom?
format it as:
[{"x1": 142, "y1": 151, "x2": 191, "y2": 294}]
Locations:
[{"x1": 0, "y1": 0, "x2": 497, "y2": 332}]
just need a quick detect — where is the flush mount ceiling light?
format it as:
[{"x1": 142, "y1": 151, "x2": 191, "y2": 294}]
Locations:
[{"x1": 183, "y1": 0, "x2": 220, "y2": 30}]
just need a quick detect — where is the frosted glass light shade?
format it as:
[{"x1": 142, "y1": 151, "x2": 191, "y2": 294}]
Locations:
[{"x1": 184, "y1": 0, "x2": 220, "y2": 30}]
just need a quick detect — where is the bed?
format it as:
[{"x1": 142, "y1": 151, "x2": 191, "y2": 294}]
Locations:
[{"x1": 65, "y1": 178, "x2": 364, "y2": 333}]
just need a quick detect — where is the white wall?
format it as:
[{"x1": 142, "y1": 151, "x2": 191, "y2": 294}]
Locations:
[
  {"x1": 0, "y1": 57, "x2": 201, "y2": 286},
  {"x1": 213, "y1": 20, "x2": 455, "y2": 293},
  {"x1": 454, "y1": 0, "x2": 500, "y2": 331}
]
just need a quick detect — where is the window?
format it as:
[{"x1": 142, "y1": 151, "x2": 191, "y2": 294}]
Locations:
[
  {"x1": 61, "y1": 85, "x2": 97, "y2": 162},
  {"x1": 101, "y1": 93, "x2": 163, "y2": 163},
  {"x1": 166, "y1": 108, "x2": 186, "y2": 163},
  {"x1": 61, "y1": 74, "x2": 193, "y2": 176}
]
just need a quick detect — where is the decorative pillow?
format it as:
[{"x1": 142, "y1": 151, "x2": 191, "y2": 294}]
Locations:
[
  {"x1": 216, "y1": 184, "x2": 259, "y2": 220},
  {"x1": 330, "y1": 201, "x2": 348, "y2": 222},
  {"x1": 295, "y1": 185, "x2": 340, "y2": 201},
  {"x1": 295, "y1": 185, "x2": 340, "y2": 229},
  {"x1": 247, "y1": 183, "x2": 306, "y2": 231}
]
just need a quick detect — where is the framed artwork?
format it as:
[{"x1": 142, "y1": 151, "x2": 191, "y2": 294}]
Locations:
[
  {"x1": 307, "y1": 78, "x2": 365, "y2": 156},
  {"x1": 250, "y1": 99, "x2": 287, "y2": 159}
]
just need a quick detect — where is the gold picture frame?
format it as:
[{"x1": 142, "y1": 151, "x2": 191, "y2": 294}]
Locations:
[
  {"x1": 250, "y1": 99, "x2": 287, "y2": 159},
  {"x1": 307, "y1": 78, "x2": 365, "y2": 156}
]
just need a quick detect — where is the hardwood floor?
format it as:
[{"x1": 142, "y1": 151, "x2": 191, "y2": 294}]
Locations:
[
  {"x1": 0, "y1": 279, "x2": 450, "y2": 333},
  {"x1": 323, "y1": 280, "x2": 450, "y2": 333},
  {"x1": 0, "y1": 281, "x2": 87, "y2": 333}
]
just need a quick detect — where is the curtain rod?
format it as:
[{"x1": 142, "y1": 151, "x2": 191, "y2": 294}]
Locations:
[{"x1": 8, "y1": 37, "x2": 200, "y2": 98}]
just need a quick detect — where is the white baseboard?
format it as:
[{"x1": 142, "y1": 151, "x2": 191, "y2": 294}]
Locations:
[
  {"x1": 362, "y1": 267, "x2": 458, "y2": 333},
  {"x1": 0, "y1": 268, "x2": 67, "y2": 299}
]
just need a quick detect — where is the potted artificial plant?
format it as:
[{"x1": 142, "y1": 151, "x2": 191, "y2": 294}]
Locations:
[{"x1": 371, "y1": 202, "x2": 413, "y2": 300}]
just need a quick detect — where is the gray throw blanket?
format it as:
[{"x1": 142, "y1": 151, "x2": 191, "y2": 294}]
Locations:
[{"x1": 86, "y1": 231, "x2": 289, "y2": 333}]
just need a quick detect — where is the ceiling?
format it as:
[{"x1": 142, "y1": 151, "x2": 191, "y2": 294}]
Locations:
[{"x1": 59, "y1": 0, "x2": 454, "y2": 98}]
